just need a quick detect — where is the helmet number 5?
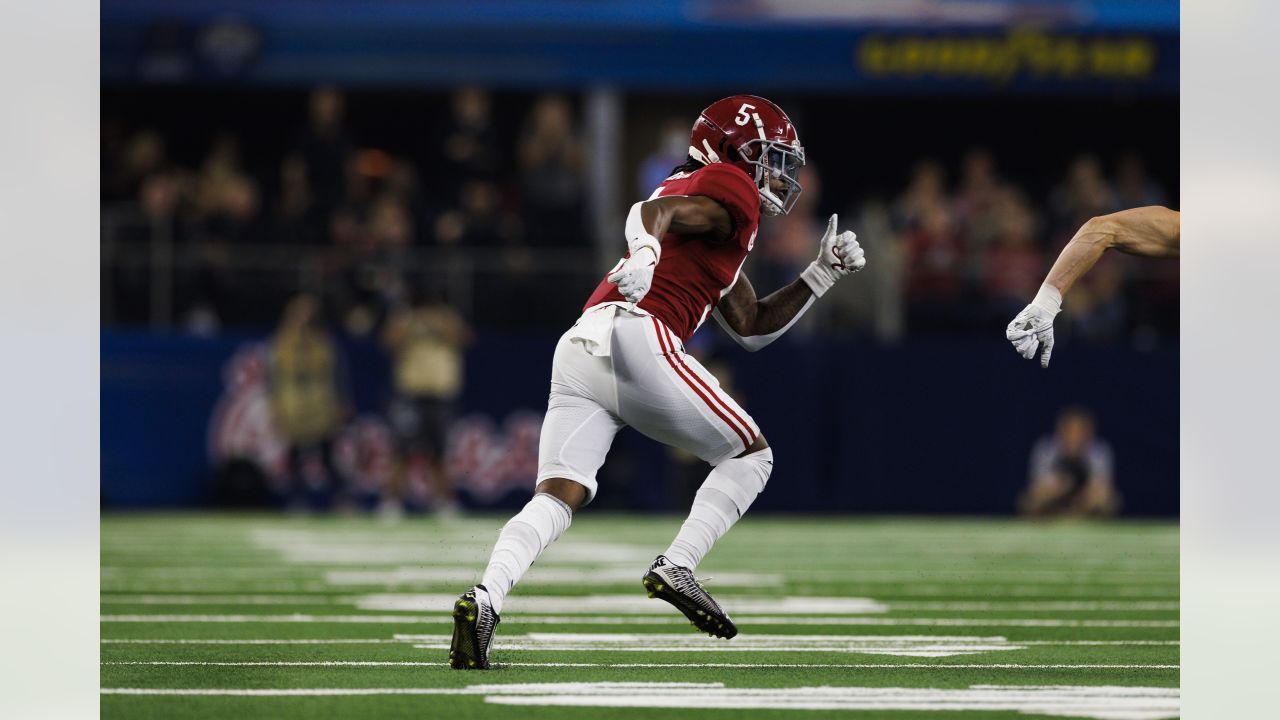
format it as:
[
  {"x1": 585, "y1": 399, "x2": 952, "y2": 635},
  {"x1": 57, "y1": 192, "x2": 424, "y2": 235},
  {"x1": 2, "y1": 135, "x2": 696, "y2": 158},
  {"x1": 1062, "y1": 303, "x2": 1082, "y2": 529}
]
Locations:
[{"x1": 734, "y1": 103, "x2": 757, "y2": 126}]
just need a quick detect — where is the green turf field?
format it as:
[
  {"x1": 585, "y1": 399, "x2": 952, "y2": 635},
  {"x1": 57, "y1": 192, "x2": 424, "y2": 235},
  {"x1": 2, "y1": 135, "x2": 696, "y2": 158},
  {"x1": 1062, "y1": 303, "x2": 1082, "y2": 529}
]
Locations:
[{"x1": 101, "y1": 514, "x2": 1179, "y2": 719}]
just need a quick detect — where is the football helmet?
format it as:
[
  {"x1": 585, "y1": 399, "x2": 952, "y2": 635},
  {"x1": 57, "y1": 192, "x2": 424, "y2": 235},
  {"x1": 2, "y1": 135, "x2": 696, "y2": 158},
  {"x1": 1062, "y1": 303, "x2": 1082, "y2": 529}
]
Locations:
[{"x1": 689, "y1": 95, "x2": 805, "y2": 216}]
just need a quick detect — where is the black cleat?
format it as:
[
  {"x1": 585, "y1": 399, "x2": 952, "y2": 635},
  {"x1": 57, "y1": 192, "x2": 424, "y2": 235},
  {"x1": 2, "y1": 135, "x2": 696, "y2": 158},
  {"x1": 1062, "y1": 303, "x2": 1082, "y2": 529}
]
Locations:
[
  {"x1": 449, "y1": 585, "x2": 500, "y2": 669},
  {"x1": 642, "y1": 555, "x2": 738, "y2": 639}
]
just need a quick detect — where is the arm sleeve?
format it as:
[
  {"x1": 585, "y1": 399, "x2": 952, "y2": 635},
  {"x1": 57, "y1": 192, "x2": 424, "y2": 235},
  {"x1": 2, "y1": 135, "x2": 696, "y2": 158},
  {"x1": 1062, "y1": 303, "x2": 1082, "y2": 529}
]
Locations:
[{"x1": 685, "y1": 164, "x2": 760, "y2": 247}]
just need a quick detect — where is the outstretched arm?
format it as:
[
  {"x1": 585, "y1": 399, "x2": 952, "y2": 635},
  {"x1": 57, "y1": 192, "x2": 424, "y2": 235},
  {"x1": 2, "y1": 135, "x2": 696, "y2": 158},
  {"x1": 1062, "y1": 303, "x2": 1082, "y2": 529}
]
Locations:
[
  {"x1": 1045, "y1": 206, "x2": 1180, "y2": 296},
  {"x1": 715, "y1": 214, "x2": 865, "y2": 352},
  {"x1": 1006, "y1": 206, "x2": 1180, "y2": 368}
]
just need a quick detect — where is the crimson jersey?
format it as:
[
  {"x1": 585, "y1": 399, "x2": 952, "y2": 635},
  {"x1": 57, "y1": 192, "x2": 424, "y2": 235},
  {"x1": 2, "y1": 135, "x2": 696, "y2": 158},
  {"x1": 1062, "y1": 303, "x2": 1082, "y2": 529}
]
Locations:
[{"x1": 584, "y1": 163, "x2": 761, "y2": 342}]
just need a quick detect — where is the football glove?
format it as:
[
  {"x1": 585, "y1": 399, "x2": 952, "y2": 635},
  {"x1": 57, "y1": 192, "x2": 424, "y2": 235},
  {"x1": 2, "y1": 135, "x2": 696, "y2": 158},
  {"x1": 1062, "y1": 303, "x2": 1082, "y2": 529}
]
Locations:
[
  {"x1": 800, "y1": 214, "x2": 865, "y2": 298},
  {"x1": 1006, "y1": 284, "x2": 1062, "y2": 368},
  {"x1": 607, "y1": 247, "x2": 658, "y2": 304}
]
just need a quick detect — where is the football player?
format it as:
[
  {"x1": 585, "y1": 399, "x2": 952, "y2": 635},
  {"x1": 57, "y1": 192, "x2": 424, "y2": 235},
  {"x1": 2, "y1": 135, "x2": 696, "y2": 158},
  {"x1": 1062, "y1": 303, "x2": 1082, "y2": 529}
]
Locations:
[
  {"x1": 450, "y1": 95, "x2": 866, "y2": 669},
  {"x1": 1006, "y1": 206, "x2": 1180, "y2": 367}
]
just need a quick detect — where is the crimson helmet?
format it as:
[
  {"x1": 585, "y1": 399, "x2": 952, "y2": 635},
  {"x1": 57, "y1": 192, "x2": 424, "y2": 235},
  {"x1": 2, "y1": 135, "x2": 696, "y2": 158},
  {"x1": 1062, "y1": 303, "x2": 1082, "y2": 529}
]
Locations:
[{"x1": 689, "y1": 94, "x2": 805, "y2": 216}]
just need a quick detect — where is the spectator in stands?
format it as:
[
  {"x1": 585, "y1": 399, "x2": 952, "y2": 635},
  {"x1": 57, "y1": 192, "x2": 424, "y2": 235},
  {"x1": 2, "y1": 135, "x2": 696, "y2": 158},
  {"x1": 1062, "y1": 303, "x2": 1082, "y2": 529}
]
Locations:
[
  {"x1": 1020, "y1": 406, "x2": 1120, "y2": 517},
  {"x1": 903, "y1": 199, "x2": 967, "y2": 331},
  {"x1": 981, "y1": 191, "x2": 1045, "y2": 319},
  {"x1": 893, "y1": 159, "x2": 949, "y2": 232},
  {"x1": 296, "y1": 86, "x2": 353, "y2": 215},
  {"x1": 269, "y1": 294, "x2": 349, "y2": 509},
  {"x1": 518, "y1": 94, "x2": 586, "y2": 246},
  {"x1": 382, "y1": 285, "x2": 472, "y2": 514},
  {"x1": 953, "y1": 148, "x2": 1007, "y2": 248},
  {"x1": 1049, "y1": 154, "x2": 1118, "y2": 236},
  {"x1": 1063, "y1": 255, "x2": 1129, "y2": 343},
  {"x1": 1114, "y1": 152, "x2": 1168, "y2": 209},
  {"x1": 440, "y1": 87, "x2": 500, "y2": 190}
]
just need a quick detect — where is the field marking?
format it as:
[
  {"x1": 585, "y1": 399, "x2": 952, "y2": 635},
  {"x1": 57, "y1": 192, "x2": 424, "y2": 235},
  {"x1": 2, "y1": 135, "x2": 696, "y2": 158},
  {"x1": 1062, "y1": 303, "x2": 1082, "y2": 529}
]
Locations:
[
  {"x1": 101, "y1": 638, "x2": 1180, "y2": 647},
  {"x1": 101, "y1": 638, "x2": 405, "y2": 645},
  {"x1": 354, "y1": 594, "x2": 886, "y2": 615},
  {"x1": 887, "y1": 601, "x2": 1178, "y2": 612},
  {"x1": 100, "y1": 614, "x2": 1178, "y2": 628},
  {"x1": 325, "y1": 568, "x2": 782, "y2": 587},
  {"x1": 98, "y1": 594, "x2": 1177, "y2": 614},
  {"x1": 401, "y1": 632, "x2": 1026, "y2": 657},
  {"x1": 100, "y1": 682, "x2": 1179, "y2": 719},
  {"x1": 103, "y1": 661, "x2": 1180, "y2": 670}
]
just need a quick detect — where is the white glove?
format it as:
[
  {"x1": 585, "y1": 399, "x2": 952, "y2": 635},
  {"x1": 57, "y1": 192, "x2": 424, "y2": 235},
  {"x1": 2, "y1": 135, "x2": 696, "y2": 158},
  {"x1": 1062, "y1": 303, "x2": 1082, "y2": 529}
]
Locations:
[
  {"x1": 1006, "y1": 283, "x2": 1062, "y2": 368},
  {"x1": 607, "y1": 247, "x2": 658, "y2": 304},
  {"x1": 800, "y1": 214, "x2": 866, "y2": 298}
]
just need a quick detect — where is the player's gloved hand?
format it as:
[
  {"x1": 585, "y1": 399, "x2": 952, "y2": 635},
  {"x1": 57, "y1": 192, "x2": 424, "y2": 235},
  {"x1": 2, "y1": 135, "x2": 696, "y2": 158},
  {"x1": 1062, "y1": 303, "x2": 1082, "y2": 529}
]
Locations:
[
  {"x1": 1006, "y1": 284, "x2": 1062, "y2": 368},
  {"x1": 607, "y1": 247, "x2": 658, "y2": 304},
  {"x1": 800, "y1": 214, "x2": 865, "y2": 298}
]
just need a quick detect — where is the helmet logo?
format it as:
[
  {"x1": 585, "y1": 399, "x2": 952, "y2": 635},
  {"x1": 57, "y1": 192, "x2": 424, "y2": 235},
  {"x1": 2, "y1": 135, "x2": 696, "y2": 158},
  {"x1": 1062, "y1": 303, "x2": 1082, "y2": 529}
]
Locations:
[{"x1": 733, "y1": 103, "x2": 756, "y2": 126}]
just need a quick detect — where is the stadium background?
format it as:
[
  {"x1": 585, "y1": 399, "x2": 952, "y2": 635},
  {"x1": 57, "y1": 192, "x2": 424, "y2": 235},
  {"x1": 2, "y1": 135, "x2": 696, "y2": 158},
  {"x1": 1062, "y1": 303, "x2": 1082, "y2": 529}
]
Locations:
[{"x1": 100, "y1": 0, "x2": 1179, "y2": 516}]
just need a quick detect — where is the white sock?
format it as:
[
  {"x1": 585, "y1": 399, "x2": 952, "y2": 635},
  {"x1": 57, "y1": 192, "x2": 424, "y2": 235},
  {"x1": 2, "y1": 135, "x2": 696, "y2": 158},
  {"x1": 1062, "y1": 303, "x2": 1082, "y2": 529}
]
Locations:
[
  {"x1": 479, "y1": 493, "x2": 572, "y2": 615},
  {"x1": 664, "y1": 448, "x2": 773, "y2": 570}
]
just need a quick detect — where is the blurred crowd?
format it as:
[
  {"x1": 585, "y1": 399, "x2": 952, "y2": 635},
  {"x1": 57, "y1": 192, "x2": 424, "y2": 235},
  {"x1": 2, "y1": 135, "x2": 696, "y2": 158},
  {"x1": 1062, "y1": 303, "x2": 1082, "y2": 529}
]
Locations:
[
  {"x1": 102, "y1": 87, "x2": 1178, "y2": 346},
  {"x1": 103, "y1": 87, "x2": 587, "y2": 335}
]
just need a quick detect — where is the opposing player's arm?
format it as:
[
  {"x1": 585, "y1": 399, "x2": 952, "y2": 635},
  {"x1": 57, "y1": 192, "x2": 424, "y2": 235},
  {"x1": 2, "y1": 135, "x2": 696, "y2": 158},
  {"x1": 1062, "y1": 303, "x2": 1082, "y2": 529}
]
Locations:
[
  {"x1": 1045, "y1": 206, "x2": 1180, "y2": 296},
  {"x1": 713, "y1": 274, "x2": 817, "y2": 352},
  {"x1": 1006, "y1": 206, "x2": 1179, "y2": 368}
]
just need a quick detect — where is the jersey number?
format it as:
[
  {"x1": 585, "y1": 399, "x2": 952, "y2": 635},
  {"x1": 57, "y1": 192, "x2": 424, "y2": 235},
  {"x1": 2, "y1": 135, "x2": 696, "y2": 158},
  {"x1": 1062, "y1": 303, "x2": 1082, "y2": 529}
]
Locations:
[{"x1": 734, "y1": 103, "x2": 756, "y2": 126}]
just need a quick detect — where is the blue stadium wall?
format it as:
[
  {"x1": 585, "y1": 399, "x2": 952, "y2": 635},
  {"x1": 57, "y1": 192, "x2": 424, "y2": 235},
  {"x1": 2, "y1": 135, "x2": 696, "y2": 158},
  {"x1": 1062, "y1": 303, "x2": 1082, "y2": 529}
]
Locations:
[{"x1": 101, "y1": 331, "x2": 1178, "y2": 516}]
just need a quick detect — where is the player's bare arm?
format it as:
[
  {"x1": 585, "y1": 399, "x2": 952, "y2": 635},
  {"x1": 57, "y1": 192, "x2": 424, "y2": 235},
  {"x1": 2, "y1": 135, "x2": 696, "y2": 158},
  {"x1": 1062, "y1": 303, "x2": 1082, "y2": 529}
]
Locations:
[
  {"x1": 1046, "y1": 206, "x2": 1180, "y2": 296},
  {"x1": 642, "y1": 194, "x2": 734, "y2": 243},
  {"x1": 1006, "y1": 206, "x2": 1180, "y2": 368},
  {"x1": 717, "y1": 273, "x2": 813, "y2": 338}
]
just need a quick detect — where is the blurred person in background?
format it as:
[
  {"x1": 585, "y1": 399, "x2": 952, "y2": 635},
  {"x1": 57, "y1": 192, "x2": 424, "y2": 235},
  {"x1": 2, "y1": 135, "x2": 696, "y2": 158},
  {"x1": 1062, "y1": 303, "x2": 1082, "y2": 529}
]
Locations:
[
  {"x1": 1061, "y1": 256, "x2": 1128, "y2": 344},
  {"x1": 440, "y1": 87, "x2": 500, "y2": 192},
  {"x1": 296, "y1": 86, "x2": 353, "y2": 216},
  {"x1": 1019, "y1": 406, "x2": 1120, "y2": 518},
  {"x1": 981, "y1": 191, "x2": 1044, "y2": 322},
  {"x1": 952, "y1": 148, "x2": 1007, "y2": 247},
  {"x1": 892, "y1": 159, "x2": 949, "y2": 232},
  {"x1": 903, "y1": 199, "x2": 966, "y2": 331},
  {"x1": 269, "y1": 294, "x2": 349, "y2": 510},
  {"x1": 1049, "y1": 154, "x2": 1117, "y2": 238},
  {"x1": 518, "y1": 94, "x2": 586, "y2": 246},
  {"x1": 1114, "y1": 153, "x2": 1168, "y2": 209},
  {"x1": 637, "y1": 118, "x2": 693, "y2": 198},
  {"x1": 382, "y1": 285, "x2": 472, "y2": 515}
]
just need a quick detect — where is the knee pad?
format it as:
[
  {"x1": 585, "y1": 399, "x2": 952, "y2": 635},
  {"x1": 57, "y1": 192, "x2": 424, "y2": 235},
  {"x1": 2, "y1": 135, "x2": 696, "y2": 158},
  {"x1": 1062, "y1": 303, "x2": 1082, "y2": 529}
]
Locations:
[{"x1": 702, "y1": 447, "x2": 773, "y2": 516}]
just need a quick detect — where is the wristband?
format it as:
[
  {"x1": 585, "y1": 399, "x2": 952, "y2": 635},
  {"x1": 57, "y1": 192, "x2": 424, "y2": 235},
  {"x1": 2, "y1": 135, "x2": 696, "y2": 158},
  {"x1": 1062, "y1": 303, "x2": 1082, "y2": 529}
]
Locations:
[
  {"x1": 800, "y1": 261, "x2": 836, "y2": 298},
  {"x1": 1031, "y1": 283, "x2": 1063, "y2": 315}
]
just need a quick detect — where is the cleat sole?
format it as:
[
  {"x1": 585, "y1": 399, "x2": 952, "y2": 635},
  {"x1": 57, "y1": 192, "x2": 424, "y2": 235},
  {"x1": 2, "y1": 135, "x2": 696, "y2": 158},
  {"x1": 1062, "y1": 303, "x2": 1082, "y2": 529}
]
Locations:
[
  {"x1": 449, "y1": 596, "x2": 490, "y2": 670},
  {"x1": 642, "y1": 572, "x2": 738, "y2": 639}
]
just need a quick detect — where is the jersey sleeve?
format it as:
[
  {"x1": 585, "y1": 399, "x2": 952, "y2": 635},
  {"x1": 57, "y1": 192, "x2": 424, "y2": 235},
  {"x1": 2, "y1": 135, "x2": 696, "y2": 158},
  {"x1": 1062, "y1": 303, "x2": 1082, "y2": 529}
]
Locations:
[{"x1": 684, "y1": 164, "x2": 761, "y2": 244}]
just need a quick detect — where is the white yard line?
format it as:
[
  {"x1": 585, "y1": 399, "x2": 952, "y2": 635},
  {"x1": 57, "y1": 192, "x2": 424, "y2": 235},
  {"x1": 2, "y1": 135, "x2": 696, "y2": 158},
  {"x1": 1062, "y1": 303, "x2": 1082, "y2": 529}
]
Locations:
[
  {"x1": 99, "y1": 594, "x2": 1175, "y2": 614},
  {"x1": 99, "y1": 681, "x2": 1180, "y2": 719},
  {"x1": 102, "y1": 661, "x2": 1180, "y2": 669},
  {"x1": 101, "y1": 637, "x2": 1180, "y2": 646},
  {"x1": 100, "y1": 614, "x2": 1179, "y2": 627}
]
